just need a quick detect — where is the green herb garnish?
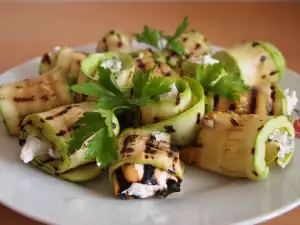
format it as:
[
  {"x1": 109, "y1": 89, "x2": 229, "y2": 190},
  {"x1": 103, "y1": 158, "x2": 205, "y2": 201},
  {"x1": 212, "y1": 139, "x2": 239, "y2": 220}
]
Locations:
[
  {"x1": 195, "y1": 62, "x2": 249, "y2": 100},
  {"x1": 68, "y1": 65, "x2": 171, "y2": 167},
  {"x1": 135, "y1": 17, "x2": 189, "y2": 54}
]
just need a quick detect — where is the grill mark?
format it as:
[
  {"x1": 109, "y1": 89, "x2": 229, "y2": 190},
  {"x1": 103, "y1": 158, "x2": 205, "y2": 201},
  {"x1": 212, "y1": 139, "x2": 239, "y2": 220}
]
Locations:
[
  {"x1": 196, "y1": 113, "x2": 201, "y2": 124},
  {"x1": 249, "y1": 87, "x2": 258, "y2": 114},
  {"x1": 109, "y1": 30, "x2": 115, "y2": 35},
  {"x1": 123, "y1": 134, "x2": 138, "y2": 147},
  {"x1": 257, "y1": 125, "x2": 263, "y2": 131},
  {"x1": 195, "y1": 43, "x2": 201, "y2": 50},
  {"x1": 102, "y1": 38, "x2": 107, "y2": 44},
  {"x1": 164, "y1": 125, "x2": 176, "y2": 133},
  {"x1": 41, "y1": 53, "x2": 51, "y2": 64},
  {"x1": 45, "y1": 116, "x2": 54, "y2": 120},
  {"x1": 45, "y1": 105, "x2": 76, "y2": 120},
  {"x1": 229, "y1": 103, "x2": 236, "y2": 111},
  {"x1": 13, "y1": 96, "x2": 34, "y2": 102},
  {"x1": 168, "y1": 152, "x2": 174, "y2": 158},
  {"x1": 230, "y1": 118, "x2": 239, "y2": 126},
  {"x1": 40, "y1": 95, "x2": 49, "y2": 102},
  {"x1": 145, "y1": 146, "x2": 157, "y2": 154},
  {"x1": 175, "y1": 93, "x2": 180, "y2": 105},
  {"x1": 182, "y1": 37, "x2": 187, "y2": 42},
  {"x1": 120, "y1": 147, "x2": 134, "y2": 154},
  {"x1": 213, "y1": 95, "x2": 219, "y2": 111},
  {"x1": 252, "y1": 41, "x2": 259, "y2": 47},
  {"x1": 146, "y1": 135, "x2": 156, "y2": 147},
  {"x1": 165, "y1": 71, "x2": 172, "y2": 76},
  {"x1": 40, "y1": 118, "x2": 45, "y2": 123},
  {"x1": 269, "y1": 85, "x2": 276, "y2": 115},
  {"x1": 261, "y1": 75, "x2": 266, "y2": 79},
  {"x1": 260, "y1": 55, "x2": 266, "y2": 62},
  {"x1": 253, "y1": 171, "x2": 258, "y2": 176},
  {"x1": 117, "y1": 41, "x2": 123, "y2": 48},
  {"x1": 115, "y1": 167, "x2": 132, "y2": 193},
  {"x1": 142, "y1": 165, "x2": 158, "y2": 185},
  {"x1": 16, "y1": 86, "x2": 22, "y2": 89},
  {"x1": 56, "y1": 130, "x2": 66, "y2": 136},
  {"x1": 270, "y1": 71, "x2": 278, "y2": 76}
]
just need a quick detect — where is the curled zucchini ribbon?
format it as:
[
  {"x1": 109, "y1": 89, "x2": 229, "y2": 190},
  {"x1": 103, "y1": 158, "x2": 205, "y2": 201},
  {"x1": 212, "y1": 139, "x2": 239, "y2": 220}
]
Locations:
[
  {"x1": 142, "y1": 76, "x2": 205, "y2": 146},
  {"x1": 109, "y1": 128, "x2": 184, "y2": 199},
  {"x1": 0, "y1": 70, "x2": 73, "y2": 136},
  {"x1": 19, "y1": 102, "x2": 120, "y2": 182},
  {"x1": 180, "y1": 112, "x2": 295, "y2": 180}
]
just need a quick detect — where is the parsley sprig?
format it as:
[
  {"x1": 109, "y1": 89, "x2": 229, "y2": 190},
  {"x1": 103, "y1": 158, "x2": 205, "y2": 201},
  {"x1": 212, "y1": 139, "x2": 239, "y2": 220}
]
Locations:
[
  {"x1": 135, "y1": 17, "x2": 189, "y2": 54},
  {"x1": 195, "y1": 62, "x2": 249, "y2": 100},
  {"x1": 68, "y1": 66, "x2": 171, "y2": 167}
]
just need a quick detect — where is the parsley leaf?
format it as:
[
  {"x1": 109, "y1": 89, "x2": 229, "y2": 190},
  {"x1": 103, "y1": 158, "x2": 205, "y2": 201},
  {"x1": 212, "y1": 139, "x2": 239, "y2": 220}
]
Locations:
[
  {"x1": 98, "y1": 67, "x2": 123, "y2": 96},
  {"x1": 86, "y1": 127, "x2": 118, "y2": 168},
  {"x1": 169, "y1": 41, "x2": 185, "y2": 54},
  {"x1": 172, "y1": 16, "x2": 189, "y2": 41},
  {"x1": 68, "y1": 110, "x2": 118, "y2": 168},
  {"x1": 136, "y1": 25, "x2": 162, "y2": 49},
  {"x1": 163, "y1": 17, "x2": 189, "y2": 55},
  {"x1": 71, "y1": 81, "x2": 113, "y2": 97},
  {"x1": 195, "y1": 62, "x2": 249, "y2": 100},
  {"x1": 68, "y1": 112, "x2": 105, "y2": 153}
]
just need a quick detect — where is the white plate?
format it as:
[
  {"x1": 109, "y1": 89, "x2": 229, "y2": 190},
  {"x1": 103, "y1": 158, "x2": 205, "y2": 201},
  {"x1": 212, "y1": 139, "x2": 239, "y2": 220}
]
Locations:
[{"x1": 0, "y1": 43, "x2": 300, "y2": 225}]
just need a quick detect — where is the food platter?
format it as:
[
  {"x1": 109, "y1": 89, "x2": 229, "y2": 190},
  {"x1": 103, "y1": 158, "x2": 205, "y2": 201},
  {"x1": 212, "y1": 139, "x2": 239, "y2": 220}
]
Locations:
[{"x1": 0, "y1": 24, "x2": 300, "y2": 225}]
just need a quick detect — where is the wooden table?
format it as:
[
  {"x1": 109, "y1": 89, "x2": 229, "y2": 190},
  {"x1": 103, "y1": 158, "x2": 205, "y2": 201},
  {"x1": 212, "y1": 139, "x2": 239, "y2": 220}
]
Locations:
[{"x1": 0, "y1": 2, "x2": 299, "y2": 225}]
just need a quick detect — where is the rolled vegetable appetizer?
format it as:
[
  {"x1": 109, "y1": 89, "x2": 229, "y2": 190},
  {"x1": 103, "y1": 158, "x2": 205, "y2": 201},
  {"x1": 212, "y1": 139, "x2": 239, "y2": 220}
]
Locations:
[
  {"x1": 109, "y1": 128, "x2": 184, "y2": 199},
  {"x1": 212, "y1": 40, "x2": 286, "y2": 86},
  {"x1": 39, "y1": 47, "x2": 88, "y2": 85},
  {"x1": 78, "y1": 52, "x2": 135, "y2": 89},
  {"x1": 75, "y1": 52, "x2": 135, "y2": 102},
  {"x1": 144, "y1": 76, "x2": 205, "y2": 146},
  {"x1": 19, "y1": 102, "x2": 120, "y2": 182},
  {"x1": 180, "y1": 112, "x2": 295, "y2": 180},
  {"x1": 135, "y1": 54, "x2": 179, "y2": 78},
  {"x1": 96, "y1": 30, "x2": 132, "y2": 53},
  {"x1": 164, "y1": 30, "x2": 212, "y2": 74},
  {"x1": 206, "y1": 84, "x2": 289, "y2": 116},
  {"x1": 0, "y1": 70, "x2": 73, "y2": 136}
]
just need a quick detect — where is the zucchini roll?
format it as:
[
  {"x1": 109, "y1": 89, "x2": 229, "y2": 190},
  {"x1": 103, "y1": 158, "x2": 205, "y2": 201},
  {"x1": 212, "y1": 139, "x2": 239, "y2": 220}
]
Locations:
[
  {"x1": 19, "y1": 102, "x2": 120, "y2": 182},
  {"x1": 39, "y1": 47, "x2": 88, "y2": 85},
  {"x1": 180, "y1": 112, "x2": 295, "y2": 180},
  {"x1": 134, "y1": 54, "x2": 179, "y2": 78},
  {"x1": 109, "y1": 128, "x2": 184, "y2": 199},
  {"x1": 0, "y1": 70, "x2": 73, "y2": 136},
  {"x1": 213, "y1": 40, "x2": 286, "y2": 86},
  {"x1": 143, "y1": 77, "x2": 205, "y2": 146},
  {"x1": 206, "y1": 84, "x2": 288, "y2": 116},
  {"x1": 75, "y1": 52, "x2": 136, "y2": 102},
  {"x1": 96, "y1": 30, "x2": 132, "y2": 53},
  {"x1": 164, "y1": 30, "x2": 212, "y2": 74}
]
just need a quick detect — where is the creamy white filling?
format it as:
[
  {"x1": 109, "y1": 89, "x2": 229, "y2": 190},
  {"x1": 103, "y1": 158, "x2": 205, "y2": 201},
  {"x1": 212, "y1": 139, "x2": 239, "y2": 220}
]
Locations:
[
  {"x1": 122, "y1": 164, "x2": 174, "y2": 199},
  {"x1": 101, "y1": 58, "x2": 122, "y2": 73},
  {"x1": 159, "y1": 83, "x2": 178, "y2": 101},
  {"x1": 152, "y1": 132, "x2": 171, "y2": 142},
  {"x1": 284, "y1": 88, "x2": 298, "y2": 116},
  {"x1": 20, "y1": 136, "x2": 59, "y2": 163},
  {"x1": 189, "y1": 55, "x2": 219, "y2": 65},
  {"x1": 269, "y1": 129, "x2": 294, "y2": 168}
]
